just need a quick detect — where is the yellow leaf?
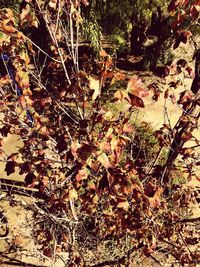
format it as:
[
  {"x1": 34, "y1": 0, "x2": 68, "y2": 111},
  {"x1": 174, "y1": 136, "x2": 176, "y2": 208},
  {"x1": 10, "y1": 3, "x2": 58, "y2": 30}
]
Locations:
[
  {"x1": 111, "y1": 136, "x2": 119, "y2": 151},
  {"x1": 92, "y1": 194, "x2": 99, "y2": 204},
  {"x1": 104, "y1": 110, "x2": 114, "y2": 121},
  {"x1": 19, "y1": 50, "x2": 30, "y2": 65},
  {"x1": 0, "y1": 19, "x2": 16, "y2": 33},
  {"x1": 97, "y1": 153, "x2": 112, "y2": 169},
  {"x1": 49, "y1": 0, "x2": 57, "y2": 9},
  {"x1": 20, "y1": 4, "x2": 31, "y2": 21},
  {"x1": 39, "y1": 126, "x2": 50, "y2": 136},
  {"x1": 117, "y1": 201, "x2": 130, "y2": 211},
  {"x1": 0, "y1": 31, "x2": 10, "y2": 46},
  {"x1": 69, "y1": 188, "x2": 78, "y2": 200},
  {"x1": 31, "y1": 20, "x2": 38, "y2": 28},
  {"x1": 113, "y1": 90, "x2": 129, "y2": 102}
]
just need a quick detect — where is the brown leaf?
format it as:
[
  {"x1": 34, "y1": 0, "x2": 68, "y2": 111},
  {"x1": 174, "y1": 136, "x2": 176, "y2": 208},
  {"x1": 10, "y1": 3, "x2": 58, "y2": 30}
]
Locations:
[
  {"x1": 128, "y1": 93, "x2": 145, "y2": 108},
  {"x1": 127, "y1": 76, "x2": 149, "y2": 98},
  {"x1": 180, "y1": 131, "x2": 193, "y2": 142},
  {"x1": 18, "y1": 96, "x2": 26, "y2": 109},
  {"x1": 178, "y1": 90, "x2": 193, "y2": 105},
  {"x1": 99, "y1": 49, "x2": 108, "y2": 57},
  {"x1": 149, "y1": 187, "x2": 163, "y2": 208}
]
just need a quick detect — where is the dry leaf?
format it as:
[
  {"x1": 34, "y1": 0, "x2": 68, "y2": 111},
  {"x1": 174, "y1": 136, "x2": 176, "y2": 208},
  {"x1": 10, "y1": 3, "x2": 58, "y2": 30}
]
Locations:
[
  {"x1": 89, "y1": 75, "x2": 101, "y2": 101},
  {"x1": 149, "y1": 187, "x2": 163, "y2": 208}
]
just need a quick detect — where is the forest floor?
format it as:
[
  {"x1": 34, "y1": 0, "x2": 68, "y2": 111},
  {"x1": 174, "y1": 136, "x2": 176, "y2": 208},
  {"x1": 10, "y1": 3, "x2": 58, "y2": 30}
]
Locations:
[{"x1": 0, "y1": 42, "x2": 200, "y2": 266}]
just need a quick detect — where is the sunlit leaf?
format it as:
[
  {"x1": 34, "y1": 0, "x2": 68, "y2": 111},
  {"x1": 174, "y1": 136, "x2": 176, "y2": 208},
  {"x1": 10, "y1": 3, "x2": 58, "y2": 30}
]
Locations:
[
  {"x1": 127, "y1": 76, "x2": 149, "y2": 98},
  {"x1": 0, "y1": 19, "x2": 16, "y2": 33},
  {"x1": 89, "y1": 75, "x2": 101, "y2": 101},
  {"x1": 92, "y1": 194, "x2": 99, "y2": 204},
  {"x1": 111, "y1": 136, "x2": 119, "y2": 151},
  {"x1": 99, "y1": 49, "x2": 108, "y2": 57},
  {"x1": 49, "y1": 0, "x2": 57, "y2": 9},
  {"x1": 69, "y1": 188, "x2": 78, "y2": 200},
  {"x1": 149, "y1": 187, "x2": 163, "y2": 208},
  {"x1": 117, "y1": 201, "x2": 130, "y2": 211},
  {"x1": 15, "y1": 69, "x2": 30, "y2": 89},
  {"x1": 113, "y1": 90, "x2": 129, "y2": 102},
  {"x1": 97, "y1": 153, "x2": 112, "y2": 169}
]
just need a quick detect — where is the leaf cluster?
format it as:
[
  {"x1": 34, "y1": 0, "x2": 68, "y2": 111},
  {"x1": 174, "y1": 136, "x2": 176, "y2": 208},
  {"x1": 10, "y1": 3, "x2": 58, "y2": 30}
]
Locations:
[{"x1": 0, "y1": 1, "x2": 199, "y2": 266}]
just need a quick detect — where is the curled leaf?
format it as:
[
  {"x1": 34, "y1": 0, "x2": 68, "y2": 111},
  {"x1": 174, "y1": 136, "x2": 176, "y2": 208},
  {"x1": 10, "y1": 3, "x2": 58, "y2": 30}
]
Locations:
[
  {"x1": 128, "y1": 93, "x2": 145, "y2": 108},
  {"x1": 149, "y1": 187, "x2": 163, "y2": 208},
  {"x1": 97, "y1": 153, "x2": 112, "y2": 169},
  {"x1": 127, "y1": 76, "x2": 149, "y2": 98},
  {"x1": 89, "y1": 75, "x2": 101, "y2": 101}
]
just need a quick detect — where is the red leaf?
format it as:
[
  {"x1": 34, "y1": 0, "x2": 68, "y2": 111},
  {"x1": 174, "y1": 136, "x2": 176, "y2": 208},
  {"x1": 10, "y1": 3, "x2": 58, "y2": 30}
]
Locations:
[
  {"x1": 128, "y1": 93, "x2": 145, "y2": 108},
  {"x1": 173, "y1": 31, "x2": 192, "y2": 49},
  {"x1": 24, "y1": 172, "x2": 36, "y2": 187},
  {"x1": 180, "y1": 131, "x2": 193, "y2": 142},
  {"x1": 127, "y1": 77, "x2": 149, "y2": 98},
  {"x1": 185, "y1": 66, "x2": 194, "y2": 77},
  {"x1": 76, "y1": 167, "x2": 89, "y2": 183},
  {"x1": 190, "y1": 3, "x2": 200, "y2": 19},
  {"x1": 177, "y1": 90, "x2": 193, "y2": 104},
  {"x1": 82, "y1": 0, "x2": 89, "y2": 6},
  {"x1": 5, "y1": 161, "x2": 16, "y2": 176}
]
